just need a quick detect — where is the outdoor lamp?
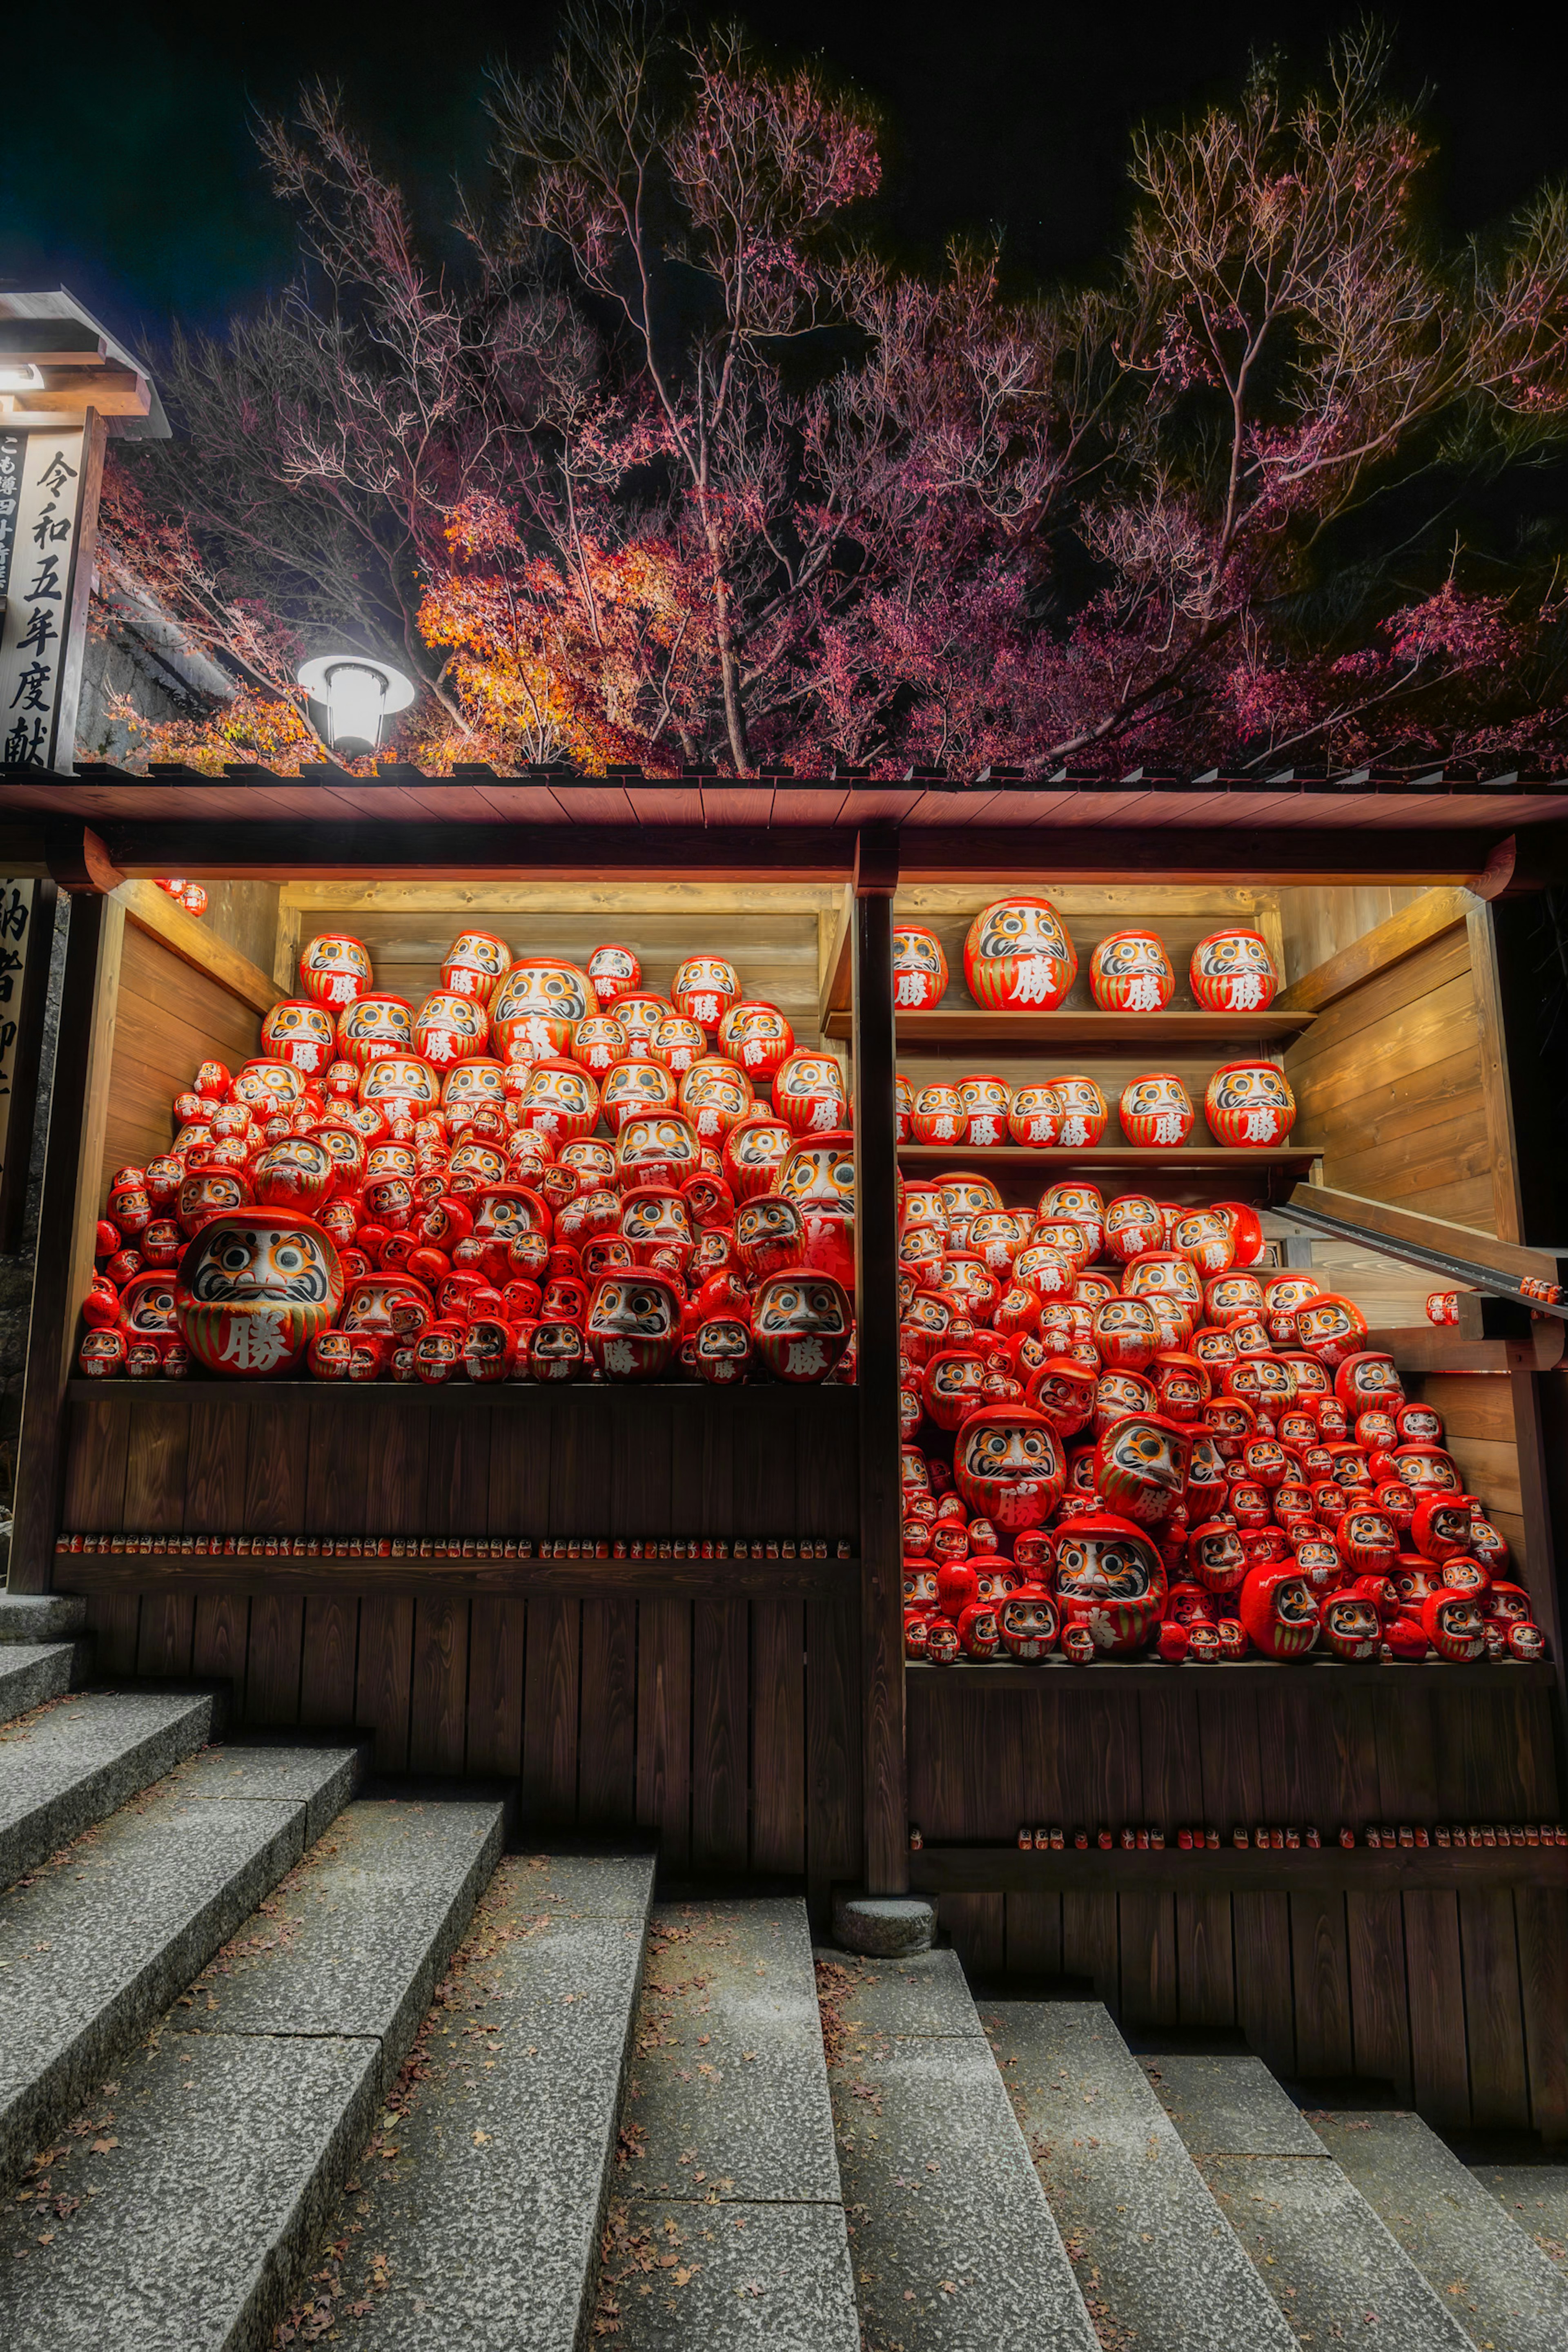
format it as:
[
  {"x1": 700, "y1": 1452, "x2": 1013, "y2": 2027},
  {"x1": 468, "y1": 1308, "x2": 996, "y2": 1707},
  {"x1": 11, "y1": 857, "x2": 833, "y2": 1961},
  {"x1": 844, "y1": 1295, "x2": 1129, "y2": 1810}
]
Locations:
[
  {"x1": 0, "y1": 363, "x2": 45, "y2": 392},
  {"x1": 297, "y1": 654, "x2": 415, "y2": 756}
]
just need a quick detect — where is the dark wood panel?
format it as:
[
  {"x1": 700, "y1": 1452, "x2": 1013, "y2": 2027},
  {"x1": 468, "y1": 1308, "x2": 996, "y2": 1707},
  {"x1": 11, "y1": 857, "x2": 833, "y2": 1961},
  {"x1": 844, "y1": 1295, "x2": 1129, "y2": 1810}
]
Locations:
[
  {"x1": 1516, "y1": 1888, "x2": 1568, "y2": 2139},
  {"x1": 579, "y1": 1598, "x2": 637, "y2": 1828},
  {"x1": 521, "y1": 1596, "x2": 580, "y2": 1823},
  {"x1": 1403, "y1": 1892, "x2": 1471, "y2": 2128},
  {"x1": 1119, "y1": 1891, "x2": 1178, "y2": 2029},
  {"x1": 1234, "y1": 1893, "x2": 1296, "y2": 2075},
  {"x1": 1347, "y1": 1892, "x2": 1413, "y2": 2101},
  {"x1": 410, "y1": 1595, "x2": 469, "y2": 1774},
  {"x1": 1290, "y1": 1895, "x2": 1354, "y2": 2079},
  {"x1": 356, "y1": 1595, "x2": 414, "y2": 1771},
  {"x1": 62, "y1": 1394, "x2": 130, "y2": 1530},
  {"x1": 1460, "y1": 1891, "x2": 1529, "y2": 2130},
  {"x1": 1060, "y1": 1893, "x2": 1118, "y2": 2004},
  {"x1": 245, "y1": 1594, "x2": 303, "y2": 1724},
  {"x1": 136, "y1": 1593, "x2": 194, "y2": 1678},
  {"x1": 637, "y1": 1597, "x2": 692, "y2": 1872},
  {"x1": 1006, "y1": 1891, "x2": 1064, "y2": 1978},
  {"x1": 806, "y1": 1587, "x2": 863, "y2": 1911},
  {"x1": 465, "y1": 1597, "x2": 525, "y2": 1777},
  {"x1": 692, "y1": 1598, "x2": 748, "y2": 1872},
  {"x1": 299, "y1": 1596, "x2": 359, "y2": 1727},
  {"x1": 83, "y1": 1592, "x2": 140, "y2": 1675},
  {"x1": 751, "y1": 1598, "x2": 806, "y2": 1874},
  {"x1": 192, "y1": 1592, "x2": 249, "y2": 1685},
  {"x1": 1177, "y1": 1893, "x2": 1236, "y2": 2027},
  {"x1": 942, "y1": 1893, "x2": 1005, "y2": 1977}
]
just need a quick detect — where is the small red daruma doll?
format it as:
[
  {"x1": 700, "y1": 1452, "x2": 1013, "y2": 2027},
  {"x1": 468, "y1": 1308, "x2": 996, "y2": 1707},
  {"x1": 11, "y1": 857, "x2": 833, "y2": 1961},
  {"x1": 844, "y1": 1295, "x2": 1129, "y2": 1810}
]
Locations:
[
  {"x1": 722, "y1": 1115, "x2": 794, "y2": 1204},
  {"x1": 893, "y1": 926, "x2": 949, "y2": 1010},
  {"x1": 1204, "y1": 1061, "x2": 1296, "y2": 1147},
  {"x1": 1119, "y1": 1073, "x2": 1194, "y2": 1149},
  {"x1": 337, "y1": 994, "x2": 414, "y2": 1070},
  {"x1": 958, "y1": 1074, "x2": 1011, "y2": 1148},
  {"x1": 997, "y1": 1583, "x2": 1058, "y2": 1659},
  {"x1": 679, "y1": 1057, "x2": 754, "y2": 1142},
  {"x1": 299, "y1": 933, "x2": 373, "y2": 1010},
  {"x1": 1008, "y1": 1083, "x2": 1061, "y2": 1147},
  {"x1": 1089, "y1": 929, "x2": 1174, "y2": 1012},
  {"x1": 1189, "y1": 929, "x2": 1279, "y2": 1013},
  {"x1": 584, "y1": 1269, "x2": 683, "y2": 1378},
  {"x1": 952, "y1": 1403, "x2": 1066, "y2": 1532},
  {"x1": 963, "y1": 896, "x2": 1077, "y2": 1010},
  {"x1": 718, "y1": 1001, "x2": 794, "y2": 1088},
  {"x1": 1295, "y1": 1293, "x2": 1370, "y2": 1369},
  {"x1": 585, "y1": 943, "x2": 640, "y2": 1004},
  {"x1": 1238, "y1": 1564, "x2": 1321, "y2": 1659},
  {"x1": 441, "y1": 930, "x2": 512, "y2": 1002},
  {"x1": 491, "y1": 959, "x2": 598, "y2": 1063},
  {"x1": 671, "y1": 955, "x2": 740, "y2": 1039},
  {"x1": 1426, "y1": 1290, "x2": 1460, "y2": 1326},
  {"x1": 571, "y1": 1015, "x2": 628, "y2": 1079},
  {"x1": 1052, "y1": 1512, "x2": 1166, "y2": 1652},
  {"x1": 751, "y1": 1267, "x2": 853, "y2": 1383},
  {"x1": 414, "y1": 991, "x2": 489, "y2": 1070},
  {"x1": 650, "y1": 1016, "x2": 706, "y2": 1077},
  {"x1": 894, "y1": 1073, "x2": 914, "y2": 1142},
  {"x1": 261, "y1": 1000, "x2": 338, "y2": 1076},
  {"x1": 1049, "y1": 1077, "x2": 1108, "y2": 1148},
  {"x1": 774, "y1": 1053, "x2": 849, "y2": 1137},
  {"x1": 910, "y1": 1081, "x2": 964, "y2": 1147},
  {"x1": 515, "y1": 1057, "x2": 601, "y2": 1143},
  {"x1": 1103, "y1": 1194, "x2": 1164, "y2": 1262}
]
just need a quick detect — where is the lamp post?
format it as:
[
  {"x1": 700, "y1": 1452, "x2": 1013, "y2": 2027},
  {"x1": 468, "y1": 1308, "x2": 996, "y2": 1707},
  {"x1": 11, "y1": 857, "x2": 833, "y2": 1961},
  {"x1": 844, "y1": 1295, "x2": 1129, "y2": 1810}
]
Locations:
[{"x1": 297, "y1": 655, "x2": 415, "y2": 758}]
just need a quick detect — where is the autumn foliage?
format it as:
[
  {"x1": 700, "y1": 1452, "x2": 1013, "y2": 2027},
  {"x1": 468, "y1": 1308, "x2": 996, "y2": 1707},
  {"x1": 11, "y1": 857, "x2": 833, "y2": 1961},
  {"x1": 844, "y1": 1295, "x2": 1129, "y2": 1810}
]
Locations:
[{"x1": 101, "y1": 12, "x2": 1568, "y2": 776}]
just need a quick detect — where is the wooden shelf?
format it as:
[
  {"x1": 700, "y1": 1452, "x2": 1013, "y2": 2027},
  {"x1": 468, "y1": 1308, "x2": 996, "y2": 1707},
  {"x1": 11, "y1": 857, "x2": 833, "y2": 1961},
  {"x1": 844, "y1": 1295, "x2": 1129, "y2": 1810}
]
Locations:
[
  {"x1": 910, "y1": 1844, "x2": 1568, "y2": 1895},
  {"x1": 828, "y1": 1007, "x2": 1315, "y2": 1046},
  {"x1": 54, "y1": 1552, "x2": 859, "y2": 1599},
  {"x1": 906, "y1": 1659, "x2": 1554, "y2": 1690},
  {"x1": 897, "y1": 1144, "x2": 1320, "y2": 1174},
  {"x1": 67, "y1": 1378, "x2": 857, "y2": 1409}
]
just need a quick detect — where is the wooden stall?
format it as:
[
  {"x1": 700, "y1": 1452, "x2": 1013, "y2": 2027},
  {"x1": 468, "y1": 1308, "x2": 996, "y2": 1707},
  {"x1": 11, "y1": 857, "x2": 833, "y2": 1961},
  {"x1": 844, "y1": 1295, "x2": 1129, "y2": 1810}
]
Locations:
[{"x1": 3, "y1": 765, "x2": 1568, "y2": 2139}]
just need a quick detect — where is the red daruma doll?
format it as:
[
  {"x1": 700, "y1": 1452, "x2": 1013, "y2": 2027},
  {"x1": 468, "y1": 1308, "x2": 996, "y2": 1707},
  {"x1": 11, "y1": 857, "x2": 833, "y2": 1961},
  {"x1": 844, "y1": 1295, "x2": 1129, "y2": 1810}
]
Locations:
[
  {"x1": 963, "y1": 896, "x2": 1077, "y2": 1010},
  {"x1": 952, "y1": 1404, "x2": 1067, "y2": 1533}
]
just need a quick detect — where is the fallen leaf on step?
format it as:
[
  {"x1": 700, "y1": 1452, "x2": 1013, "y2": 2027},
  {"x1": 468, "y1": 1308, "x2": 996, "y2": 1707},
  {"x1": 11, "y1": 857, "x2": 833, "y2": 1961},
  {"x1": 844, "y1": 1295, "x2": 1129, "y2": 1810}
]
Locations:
[
  {"x1": 89, "y1": 2140, "x2": 117, "y2": 2155},
  {"x1": 474, "y1": 2131, "x2": 490, "y2": 2145}
]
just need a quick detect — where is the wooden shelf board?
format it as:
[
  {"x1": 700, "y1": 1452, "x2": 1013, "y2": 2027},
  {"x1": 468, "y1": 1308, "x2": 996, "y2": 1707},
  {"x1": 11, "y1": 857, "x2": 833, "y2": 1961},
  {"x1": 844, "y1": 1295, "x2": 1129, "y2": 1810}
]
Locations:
[
  {"x1": 897, "y1": 1144, "x2": 1320, "y2": 1173},
  {"x1": 911, "y1": 1844, "x2": 1568, "y2": 1895},
  {"x1": 905, "y1": 1659, "x2": 1554, "y2": 1690},
  {"x1": 54, "y1": 1552, "x2": 859, "y2": 1599},
  {"x1": 66, "y1": 1378, "x2": 857, "y2": 1410},
  {"x1": 827, "y1": 1007, "x2": 1315, "y2": 1045}
]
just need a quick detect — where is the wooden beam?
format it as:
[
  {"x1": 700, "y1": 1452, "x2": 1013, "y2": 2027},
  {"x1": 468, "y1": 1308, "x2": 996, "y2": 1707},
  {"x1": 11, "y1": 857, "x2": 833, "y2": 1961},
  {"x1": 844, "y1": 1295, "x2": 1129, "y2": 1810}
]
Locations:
[
  {"x1": 1275, "y1": 886, "x2": 1477, "y2": 1014},
  {"x1": 1465, "y1": 900, "x2": 1526, "y2": 1246},
  {"x1": 910, "y1": 1844, "x2": 1568, "y2": 1897},
  {"x1": 854, "y1": 883, "x2": 907, "y2": 1896},
  {"x1": 105, "y1": 824, "x2": 863, "y2": 882},
  {"x1": 114, "y1": 877, "x2": 281, "y2": 1017},
  {"x1": 1366, "y1": 1323, "x2": 1566, "y2": 1375},
  {"x1": 892, "y1": 828, "x2": 1530, "y2": 887},
  {"x1": 53, "y1": 1553, "x2": 853, "y2": 1600},
  {"x1": 1286, "y1": 1181, "x2": 1568, "y2": 1293},
  {"x1": 280, "y1": 879, "x2": 844, "y2": 915},
  {"x1": 7, "y1": 895, "x2": 123, "y2": 1592},
  {"x1": 44, "y1": 822, "x2": 124, "y2": 896},
  {"x1": 817, "y1": 888, "x2": 854, "y2": 1034},
  {"x1": 0, "y1": 880, "x2": 57, "y2": 1254}
]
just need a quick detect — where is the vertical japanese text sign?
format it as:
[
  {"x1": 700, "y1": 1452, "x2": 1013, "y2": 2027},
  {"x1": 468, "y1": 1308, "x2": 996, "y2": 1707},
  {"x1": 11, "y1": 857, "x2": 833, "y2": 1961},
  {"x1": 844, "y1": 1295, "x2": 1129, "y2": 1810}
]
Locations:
[
  {"x1": 0, "y1": 422, "x2": 103, "y2": 772},
  {"x1": 0, "y1": 878, "x2": 35, "y2": 1206}
]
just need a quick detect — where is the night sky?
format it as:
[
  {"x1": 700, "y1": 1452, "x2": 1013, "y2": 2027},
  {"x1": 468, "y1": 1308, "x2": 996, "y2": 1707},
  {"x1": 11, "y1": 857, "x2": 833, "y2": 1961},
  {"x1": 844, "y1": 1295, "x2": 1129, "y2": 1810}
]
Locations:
[{"x1": 4, "y1": 3, "x2": 1565, "y2": 348}]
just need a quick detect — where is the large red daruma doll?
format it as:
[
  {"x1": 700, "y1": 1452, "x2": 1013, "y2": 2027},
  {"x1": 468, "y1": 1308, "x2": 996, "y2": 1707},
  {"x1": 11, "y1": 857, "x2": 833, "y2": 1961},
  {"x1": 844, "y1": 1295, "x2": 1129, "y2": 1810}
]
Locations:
[
  {"x1": 260, "y1": 1000, "x2": 338, "y2": 1076},
  {"x1": 962, "y1": 896, "x2": 1077, "y2": 1010},
  {"x1": 952, "y1": 1403, "x2": 1066, "y2": 1532},
  {"x1": 491, "y1": 959, "x2": 598, "y2": 1064},
  {"x1": 1089, "y1": 930, "x2": 1174, "y2": 1012},
  {"x1": 175, "y1": 1210, "x2": 343, "y2": 1377},
  {"x1": 1204, "y1": 1061, "x2": 1297, "y2": 1147},
  {"x1": 1189, "y1": 928, "x2": 1279, "y2": 1012},
  {"x1": 299, "y1": 933, "x2": 373, "y2": 1010},
  {"x1": 776, "y1": 1130, "x2": 856, "y2": 1292},
  {"x1": 892, "y1": 926, "x2": 949, "y2": 1010}
]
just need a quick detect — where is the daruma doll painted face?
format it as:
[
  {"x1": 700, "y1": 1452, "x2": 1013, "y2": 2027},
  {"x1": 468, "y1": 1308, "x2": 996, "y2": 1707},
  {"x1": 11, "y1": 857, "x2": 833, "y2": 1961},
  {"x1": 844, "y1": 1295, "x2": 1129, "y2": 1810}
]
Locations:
[
  {"x1": 585, "y1": 1272, "x2": 684, "y2": 1378},
  {"x1": 1189, "y1": 928, "x2": 1278, "y2": 1012},
  {"x1": 1008, "y1": 1083, "x2": 1060, "y2": 1146},
  {"x1": 601, "y1": 1058, "x2": 678, "y2": 1133},
  {"x1": 261, "y1": 1000, "x2": 337, "y2": 1076},
  {"x1": 299, "y1": 933, "x2": 373, "y2": 1010},
  {"x1": 176, "y1": 1210, "x2": 343, "y2": 1376},
  {"x1": 774, "y1": 1054, "x2": 849, "y2": 1136},
  {"x1": 672, "y1": 956, "x2": 740, "y2": 1038},
  {"x1": 338, "y1": 995, "x2": 414, "y2": 1070},
  {"x1": 1204, "y1": 1061, "x2": 1296, "y2": 1147},
  {"x1": 751, "y1": 1269, "x2": 853, "y2": 1382},
  {"x1": 892, "y1": 926, "x2": 949, "y2": 1010},
  {"x1": 953, "y1": 1403, "x2": 1066, "y2": 1530},
  {"x1": 963, "y1": 897, "x2": 1077, "y2": 1010},
  {"x1": 585, "y1": 943, "x2": 640, "y2": 1003},
  {"x1": 722, "y1": 1116, "x2": 794, "y2": 1203},
  {"x1": 735, "y1": 1194, "x2": 806, "y2": 1284},
  {"x1": 650, "y1": 1017, "x2": 706, "y2": 1076},
  {"x1": 491, "y1": 960, "x2": 598, "y2": 1063},
  {"x1": 515, "y1": 1057, "x2": 600, "y2": 1142},
  {"x1": 1119, "y1": 1072, "x2": 1194, "y2": 1148},
  {"x1": 1089, "y1": 930, "x2": 1174, "y2": 1012},
  {"x1": 441, "y1": 930, "x2": 511, "y2": 1001},
  {"x1": 718, "y1": 1001, "x2": 794, "y2": 1085},
  {"x1": 777, "y1": 1131, "x2": 856, "y2": 1290},
  {"x1": 679, "y1": 1057, "x2": 753, "y2": 1141},
  {"x1": 414, "y1": 991, "x2": 488, "y2": 1070},
  {"x1": 1051, "y1": 1512, "x2": 1166, "y2": 1651}
]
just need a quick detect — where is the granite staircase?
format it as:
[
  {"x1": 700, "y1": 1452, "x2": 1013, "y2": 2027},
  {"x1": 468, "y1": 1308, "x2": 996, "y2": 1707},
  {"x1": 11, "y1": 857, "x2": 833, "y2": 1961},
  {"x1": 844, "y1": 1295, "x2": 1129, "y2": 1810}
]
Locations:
[{"x1": 0, "y1": 1592, "x2": 1560, "y2": 2351}]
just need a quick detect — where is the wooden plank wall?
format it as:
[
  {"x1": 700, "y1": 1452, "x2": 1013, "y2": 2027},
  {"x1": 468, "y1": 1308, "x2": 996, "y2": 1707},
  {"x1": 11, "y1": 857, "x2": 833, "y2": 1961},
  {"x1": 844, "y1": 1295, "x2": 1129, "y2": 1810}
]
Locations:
[
  {"x1": 1284, "y1": 924, "x2": 1492, "y2": 1231},
  {"x1": 59, "y1": 1383, "x2": 863, "y2": 1913},
  {"x1": 911, "y1": 1676, "x2": 1566, "y2": 2135},
  {"x1": 103, "y1": 922, "x2": 261, "y2": 1193},
  {"x1": 1275, "y1": 883, "x2": 1426, "y2": 988}
]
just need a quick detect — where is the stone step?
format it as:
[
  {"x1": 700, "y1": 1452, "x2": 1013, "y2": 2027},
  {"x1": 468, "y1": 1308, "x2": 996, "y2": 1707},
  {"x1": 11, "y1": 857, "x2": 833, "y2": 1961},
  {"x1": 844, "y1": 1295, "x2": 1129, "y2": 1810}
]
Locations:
[
  {"x1": 0, "y1": 1596, "x2": 87, "y2": 1644},
  {"x1": 1472, "y1": 2154, "x2": 1568, "y2": 2270},
  {"x1": 598, "y1": 1897, "x2": 858, "y2": 2349},
  {"x1": 0, "y1": 1687, "x2": 225, "y2": 1891},
  {"x1": 0, "y1": 1736, "x2": 363, "y2": 2197},
  {"x1": 1145, "y1": 2052, "x2": 1474, "y2": 2348},
  {"x1": 820, "y1": 1948, "x2": 1099, "y2": 2351},
  {"x1": 1310, "y1": 2109, "x2": 1568, "y2": 2352},
  {"x1": 284, "y1": 1846, "x2": 657, "y2": 2351},
  {"x1": 987, "y1": 1999, "x2": 1298, "y2": 2350},
  {"x1": 0, "y1": 1792, "x2": 506, "y2": 2352},
  {"x1": 0, "y1": 1642, "x2": 89, "y2": 1727}
]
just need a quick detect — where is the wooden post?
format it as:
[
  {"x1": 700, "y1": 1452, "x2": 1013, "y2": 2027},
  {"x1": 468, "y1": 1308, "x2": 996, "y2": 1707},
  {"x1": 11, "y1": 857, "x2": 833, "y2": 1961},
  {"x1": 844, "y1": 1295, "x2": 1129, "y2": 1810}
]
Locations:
[
  {"x1": 0, "y1": 877, "x2": 57, "y2": 1252},
  {"x1": 853, "y1": 825, "x2": 907, "y2": 1893},
  {"x1": 7, "y1": 887, "x2": 124, "y2": 1591}
]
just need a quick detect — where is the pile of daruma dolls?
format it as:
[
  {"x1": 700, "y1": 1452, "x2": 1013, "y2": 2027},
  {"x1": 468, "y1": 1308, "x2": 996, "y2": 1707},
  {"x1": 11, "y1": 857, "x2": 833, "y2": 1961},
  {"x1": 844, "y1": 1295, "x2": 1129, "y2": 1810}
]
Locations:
[
  {"x1": 891, "y1": 903, "x2": 1298, "y2": 1148},
  {"x1": 898, "y1": 1181, "x2": 1546, "y2": 1669},
  {"x1": 77, "y1": 931, "x2": 858, "y2": 1389}
]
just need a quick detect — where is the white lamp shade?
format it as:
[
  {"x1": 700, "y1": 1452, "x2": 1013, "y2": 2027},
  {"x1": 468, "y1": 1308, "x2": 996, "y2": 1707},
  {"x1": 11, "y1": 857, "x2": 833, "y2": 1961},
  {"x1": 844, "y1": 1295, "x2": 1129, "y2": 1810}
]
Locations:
[{"x1": 297, "y1": 655, "x2": 416, "y2": 755}]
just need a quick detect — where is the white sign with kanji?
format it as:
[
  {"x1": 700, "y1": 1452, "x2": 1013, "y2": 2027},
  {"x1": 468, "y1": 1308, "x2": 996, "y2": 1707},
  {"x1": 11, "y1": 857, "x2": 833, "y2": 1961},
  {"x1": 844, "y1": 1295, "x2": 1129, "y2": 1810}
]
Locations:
[{"x1": 0, "y1": 429, "x2": 91, "y2": 772}]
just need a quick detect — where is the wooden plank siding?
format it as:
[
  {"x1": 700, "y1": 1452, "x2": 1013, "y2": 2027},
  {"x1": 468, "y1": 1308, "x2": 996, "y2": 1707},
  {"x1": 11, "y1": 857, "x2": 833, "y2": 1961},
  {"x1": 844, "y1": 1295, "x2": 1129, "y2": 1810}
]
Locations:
[
  {"x1": 1284, "y1": 925, "x2": 1494, "y2": 1233},
  {"x1": 912, "y1": 1673, "x2": 1564, "y2": 2133},
  {"x1": 102, "y1": 920, "x2": 262, "y2": 1197}
]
